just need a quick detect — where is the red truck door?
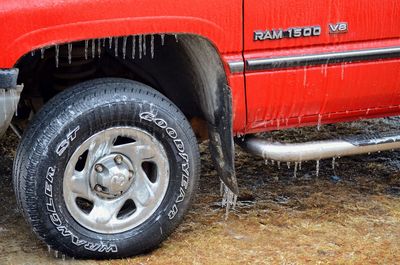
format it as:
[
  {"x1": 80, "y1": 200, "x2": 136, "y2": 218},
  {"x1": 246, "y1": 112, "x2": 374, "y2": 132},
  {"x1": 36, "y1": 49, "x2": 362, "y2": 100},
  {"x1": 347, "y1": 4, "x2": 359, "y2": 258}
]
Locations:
[{"x1": 244, "y1": 0, "x2": 400, "y2": 133}]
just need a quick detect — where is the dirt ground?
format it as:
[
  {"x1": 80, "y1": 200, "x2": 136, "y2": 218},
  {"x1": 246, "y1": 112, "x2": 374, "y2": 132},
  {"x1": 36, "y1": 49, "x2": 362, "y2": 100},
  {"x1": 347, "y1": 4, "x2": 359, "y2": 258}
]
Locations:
[{"x1": 1, "y1": 118, "x2": 400, "y2": 265}]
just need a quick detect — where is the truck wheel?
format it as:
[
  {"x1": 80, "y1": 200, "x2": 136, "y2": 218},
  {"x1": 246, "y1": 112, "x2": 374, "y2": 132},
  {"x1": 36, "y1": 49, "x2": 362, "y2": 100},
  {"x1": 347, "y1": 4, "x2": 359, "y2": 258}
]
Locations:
[{"x1": 13, "y1": 78, "x2": 200, "y2": 259}]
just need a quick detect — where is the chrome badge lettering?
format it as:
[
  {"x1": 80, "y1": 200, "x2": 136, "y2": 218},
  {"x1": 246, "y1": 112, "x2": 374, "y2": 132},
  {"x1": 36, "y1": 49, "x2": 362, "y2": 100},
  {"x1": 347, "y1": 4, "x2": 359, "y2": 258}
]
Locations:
[
  {"x1": 254, "y1": 26, "x2": 321, "y2": 41},
  {"x1": 329, "y1": 22, "x2": 348, "y2": 34}
]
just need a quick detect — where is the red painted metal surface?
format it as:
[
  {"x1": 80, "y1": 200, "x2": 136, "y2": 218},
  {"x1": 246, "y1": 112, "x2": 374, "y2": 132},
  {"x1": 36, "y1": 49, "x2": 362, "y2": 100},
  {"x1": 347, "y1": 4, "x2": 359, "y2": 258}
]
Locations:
[
  {"x1": 246, "y1": 59, "x2": 400, "y2": 132},
  {"x1": 2, "y1": 0, "x2": 400, "y2": 135},
  {"x1": 245, "y1": 0, "x2": 400, "y2": 52},
  {"x1": 0, "y1": 0, "x2": 247, "y2": 131},
  {"x1": 0, "y1": 0, "x2": 243, "y2": 67},
  {"x1": 244, "y1": 0, "x2": 400, "y2": 133}
]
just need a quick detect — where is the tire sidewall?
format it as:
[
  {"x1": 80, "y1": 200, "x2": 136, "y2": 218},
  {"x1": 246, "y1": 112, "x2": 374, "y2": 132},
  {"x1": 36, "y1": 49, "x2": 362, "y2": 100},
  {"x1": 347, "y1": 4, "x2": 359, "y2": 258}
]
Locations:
[{"x1": 30, "y1": 83, "x2": 197, "y2": 258}]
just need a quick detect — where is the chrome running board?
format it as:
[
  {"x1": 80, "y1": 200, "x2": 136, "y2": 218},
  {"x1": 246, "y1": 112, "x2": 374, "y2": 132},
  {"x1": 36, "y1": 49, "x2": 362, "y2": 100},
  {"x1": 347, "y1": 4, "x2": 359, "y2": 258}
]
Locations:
[{"x1": 238, "y1": 133, "x2": 400, "y2": 162}]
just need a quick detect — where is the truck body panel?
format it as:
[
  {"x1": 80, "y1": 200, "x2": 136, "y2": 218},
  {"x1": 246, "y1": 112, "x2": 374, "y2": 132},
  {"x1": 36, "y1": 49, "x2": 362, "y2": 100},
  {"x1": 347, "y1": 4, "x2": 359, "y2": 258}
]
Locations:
[
  {"x1": 0, "y1": 0, "x2": 247, "y2": 132},
  {"x1": 1, "y1": 0, "x2": 400, "y2": 134},
  {"x1": 244, "y1": 0, "x2": 400, "y2": 133}
]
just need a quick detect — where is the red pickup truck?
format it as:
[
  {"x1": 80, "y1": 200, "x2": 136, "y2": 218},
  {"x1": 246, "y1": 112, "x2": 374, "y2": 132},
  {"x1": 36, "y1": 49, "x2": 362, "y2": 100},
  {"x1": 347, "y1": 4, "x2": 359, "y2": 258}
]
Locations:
[{"x1": 1, "y1": 0, "x2": 400, "y2": 259}]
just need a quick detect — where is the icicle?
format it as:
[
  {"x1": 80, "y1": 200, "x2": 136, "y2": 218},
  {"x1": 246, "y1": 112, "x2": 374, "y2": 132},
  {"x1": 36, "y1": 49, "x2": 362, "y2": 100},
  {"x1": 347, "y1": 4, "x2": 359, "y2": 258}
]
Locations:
[
  {"x1": 143, "y1": 35, "x2": 147, "y2": 56},
  {"x1": 108, "y1": 37, "x2": 113, "y2": 49},
  {"x1": 67, "y1": 43, "x2": 72, "y2": 64},
  {"x1": 62, "y1": 254, "x2": 66, "y2": 261},
  {"x1": 299, "y1": 161, "x2": 302, "y2": 170},
  {"x1": 293, "y1": 162, "x2": 298, "y2": 178},
  {"x1": 97, "y1": 39, "x2": 101, "y2": 58},
  {"x1": 31, "y1": 50, "x2": 35, "y2": 56},
  {"x1": 265, "y1": 159, "x2": 268, "y2": 165},
  {"x1": 122, "y1": 36, "x2": 127, "y2": 59},
  {"x1": 316, "y1": 160, "x2": 320, "y2": 177},
  {"x1": 114, "y1": 37, "x2": 119, "y2": 57},
  {"x1": 102, "y1": 38, "x2": 106, "y2": 47},
  {"x1": 161, "y1": 34, "x2": 165, "y2": 46},
  {"x1": 132, "y1": 36, "x2": 136, "y2": 59},
  {"x1": 47, "y1": 245, "x2": 51, "y2": 253},
  {"x1": 221, "y1": 181, "x2": 237, "y2": 219},
  {"x1": 138, "y1": 35, "x2": 143, "y2": 59},
  {"x1": 277, "y1": 161, "x2": 281, "y2": 169},
  {"x1": 271, "y1": 160, "x2": 275, "y2": 165},
  {"x1": 150, "y1": 34, "x2": 155, "y2": 59},
  {"x1": 332, "y1": 157, "x2": 336, "y2": 170},
  {"x1": 54, "y1": 45, "x2": 59, "y2": 68},
  {"x1": 174, "y1": 34, "x2": 179, "y2": 42},
  {"x1": 287, "y1": 162, "x2": 291, "y2": 169},
  {"x1": 317, "y1": 114, "x2": 322, "y2": 131},
  {"x1": 84, "y1": 40, "x2": 89, "y2": 60},
  {"x1": 91, "y1": 39, "x2": 96, "y2": 59},
  {"x1": 55, "y1": 250, "x2": 59, "y2": 258}
]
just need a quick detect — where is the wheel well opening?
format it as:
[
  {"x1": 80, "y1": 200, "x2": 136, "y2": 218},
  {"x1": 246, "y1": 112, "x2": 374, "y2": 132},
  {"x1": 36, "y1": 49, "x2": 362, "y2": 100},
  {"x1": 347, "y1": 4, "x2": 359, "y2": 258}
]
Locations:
[{"x1": 14, "y1": 34, "x2": 227, "y2": 140}]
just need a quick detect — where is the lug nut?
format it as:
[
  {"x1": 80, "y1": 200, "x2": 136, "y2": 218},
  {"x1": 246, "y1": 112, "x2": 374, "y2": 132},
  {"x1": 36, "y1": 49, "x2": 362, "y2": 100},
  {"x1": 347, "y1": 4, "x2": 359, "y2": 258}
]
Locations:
[
  {"x1": 95, "y1": 164, "x2": 104, "y2": 173},
  {"x1": 94, "y1": 184, "x2": 103, "y2": 192},
  {"x1": 114, "y1": 155, "x2": 123, "y2": 165}
]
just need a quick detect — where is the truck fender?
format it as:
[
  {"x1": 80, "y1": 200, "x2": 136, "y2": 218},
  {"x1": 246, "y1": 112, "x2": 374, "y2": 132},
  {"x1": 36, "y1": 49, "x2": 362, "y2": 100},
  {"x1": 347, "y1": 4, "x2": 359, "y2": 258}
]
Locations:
[{"x1": 180, "y1": 36, "x2": 238, "y2": 194}]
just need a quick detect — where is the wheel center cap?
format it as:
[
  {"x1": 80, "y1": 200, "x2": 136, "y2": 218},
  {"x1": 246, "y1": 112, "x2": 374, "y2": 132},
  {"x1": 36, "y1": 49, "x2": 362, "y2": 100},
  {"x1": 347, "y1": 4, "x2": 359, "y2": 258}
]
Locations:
[
  {"x1": 111, "y1": 175, "x2": 126, "y2": 186},
  {"x1": 91, "y1": 153, "x2": 135, "y2": 198}
]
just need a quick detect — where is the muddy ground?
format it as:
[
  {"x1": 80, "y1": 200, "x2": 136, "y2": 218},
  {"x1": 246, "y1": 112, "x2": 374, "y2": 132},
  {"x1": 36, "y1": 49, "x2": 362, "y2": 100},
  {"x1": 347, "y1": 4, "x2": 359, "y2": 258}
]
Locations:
[{"x1": 1, "y1": 118, "x2": 400, "y2": 265}]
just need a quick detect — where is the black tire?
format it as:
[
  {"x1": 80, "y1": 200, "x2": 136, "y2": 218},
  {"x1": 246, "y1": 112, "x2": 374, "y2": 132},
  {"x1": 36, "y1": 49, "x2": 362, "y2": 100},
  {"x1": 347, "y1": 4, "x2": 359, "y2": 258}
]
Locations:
[{"x1": 13, "y1": 78, "x2": 200, "y2": 259}]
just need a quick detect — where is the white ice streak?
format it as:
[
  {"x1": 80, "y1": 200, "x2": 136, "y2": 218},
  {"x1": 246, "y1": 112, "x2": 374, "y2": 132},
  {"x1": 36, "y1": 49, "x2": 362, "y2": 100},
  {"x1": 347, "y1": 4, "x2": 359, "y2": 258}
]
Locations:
[
  {"x1": 151, "y1": 34, "x2": 155, "y2": 59},
  {"x1": 220, "y1": 181, "x2": 237, "y2": 219},
  {"x1": 293, "y1": 162, "x2": 298, "y2": 178},
  {"x1": 55, "y1": 45, "x2": 59, "y2": 68},
  {"x1": 97, "y1": 39, "x2": 102, "y2": 58},
  {"x1": 108, "y1": 37, "x2": 113, "y2": 49},
  {"x1": 84, "y1": 40, "x2": 89, "y2": 60},
  {"x1": 138, "y1": 35, "x2": 143, "y2": 59},
  {"x1": 122, "y1": 36, "x2": 128, "y2": 59},
  {"x1": 161, "y1": 34, "x2": 165, "y2": 46},
  {"x1": 132, "y1": 36, "x2": 136, "y2": 59},
  {"x1": 143, "y1": 35, "x2": 147, "y2": 56},
  {"x1": 67, "y1": 43, "x2": 72, "y2": 64},
  {"x1": 91, "y1": 39, "x2": 95, "y2": 59},
  {"x1": 317, "y1": 114, "x2": 322, "y2": 131},
  {"x1": 114, "y1": 38, "x2": 118, "y2": 57}
]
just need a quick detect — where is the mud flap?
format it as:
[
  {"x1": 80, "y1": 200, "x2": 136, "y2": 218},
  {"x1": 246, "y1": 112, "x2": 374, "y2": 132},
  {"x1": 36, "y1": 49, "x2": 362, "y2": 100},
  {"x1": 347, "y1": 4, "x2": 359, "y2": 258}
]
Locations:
[
  {"x1": 206, "y1": 85, "x2": 238, "y2": 194},
  {"x1": 178, "y1": 35, "x2": 239, "y2": 194},
  {"x1": 0, "y1": 69, "x2": 22, "y2": 137}
]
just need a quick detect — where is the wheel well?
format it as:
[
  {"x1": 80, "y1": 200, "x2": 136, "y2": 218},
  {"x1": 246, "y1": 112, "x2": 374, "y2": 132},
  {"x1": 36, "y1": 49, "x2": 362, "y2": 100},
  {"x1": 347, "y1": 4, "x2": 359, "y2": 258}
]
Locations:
[
  {"x1": 16, "y1": 33, "x2": 238, "y2": 193},
  {"x1": 15, "y1": 34, "x2": 228, "y2": 140}
]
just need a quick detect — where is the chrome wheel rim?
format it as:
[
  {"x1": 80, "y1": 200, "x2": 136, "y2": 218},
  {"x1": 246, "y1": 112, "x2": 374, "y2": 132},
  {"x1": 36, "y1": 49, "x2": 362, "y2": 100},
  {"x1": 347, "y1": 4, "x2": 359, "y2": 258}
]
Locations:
[{"x1": 63, "y1": 127, "x2": 169, "y2": 234}]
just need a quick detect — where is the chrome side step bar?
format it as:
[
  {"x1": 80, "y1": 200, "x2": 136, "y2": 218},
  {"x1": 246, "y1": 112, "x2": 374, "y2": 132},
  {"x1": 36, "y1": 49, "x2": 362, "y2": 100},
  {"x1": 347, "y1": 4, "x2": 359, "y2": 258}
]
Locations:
[{"x1": 238, "y1": 133, "x2": 400, "y2": 162}]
